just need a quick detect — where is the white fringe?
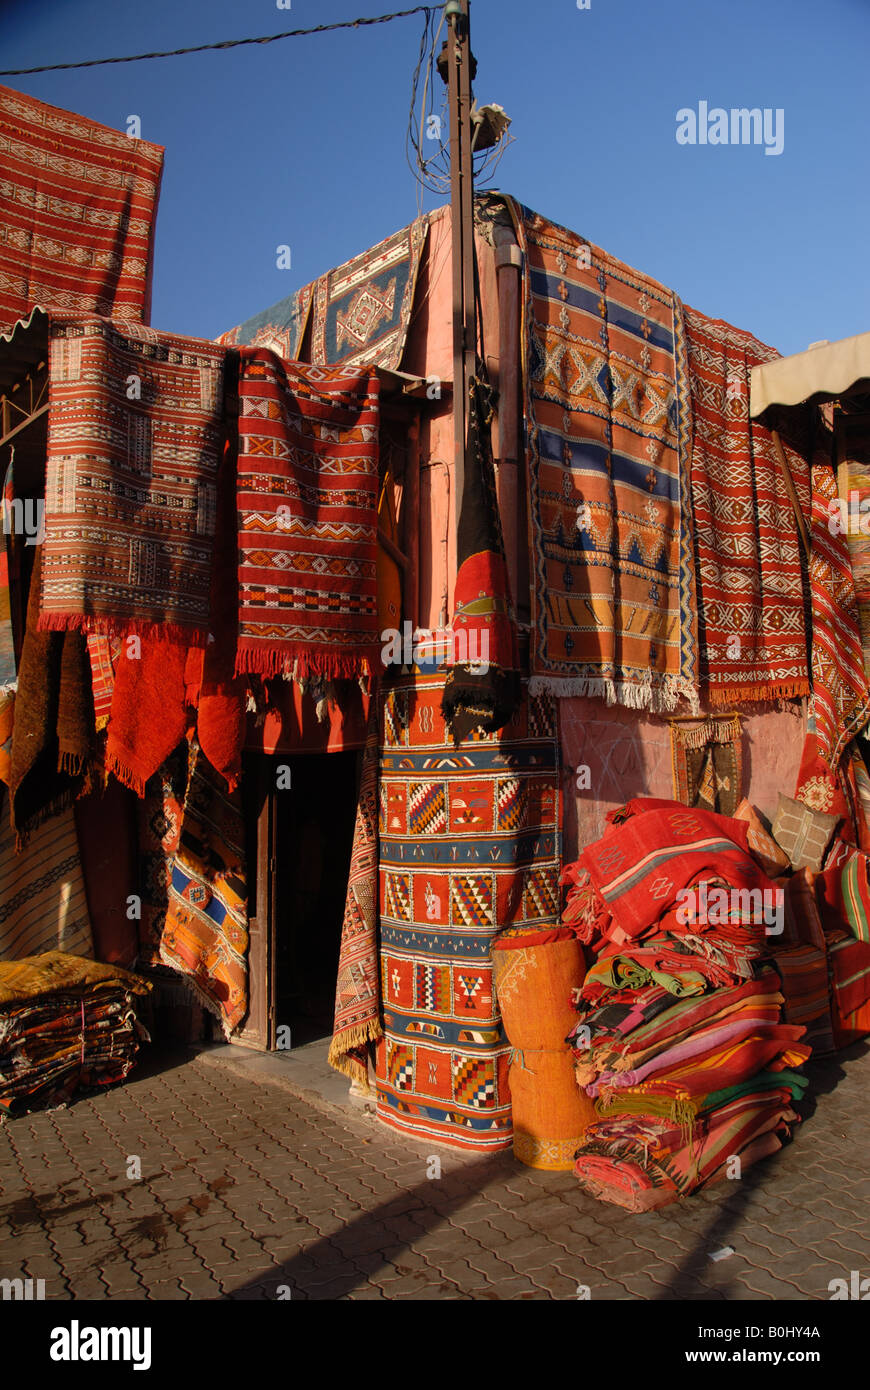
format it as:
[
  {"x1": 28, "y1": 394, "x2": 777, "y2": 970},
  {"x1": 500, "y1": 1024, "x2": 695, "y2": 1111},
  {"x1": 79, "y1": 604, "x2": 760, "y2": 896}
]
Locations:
[{"x1": 528, "y1": 673, "x2": 701, "y2": 716}]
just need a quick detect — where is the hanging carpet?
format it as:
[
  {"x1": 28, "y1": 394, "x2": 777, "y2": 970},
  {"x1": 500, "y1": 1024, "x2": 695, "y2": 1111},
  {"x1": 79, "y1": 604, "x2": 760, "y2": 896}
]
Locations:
[
  {"x1": 511, "y1": 201, "x2": 696, "y2": 711},
  {"x1": 0, "y1": 788, "x2": 93, "y2": 961}
]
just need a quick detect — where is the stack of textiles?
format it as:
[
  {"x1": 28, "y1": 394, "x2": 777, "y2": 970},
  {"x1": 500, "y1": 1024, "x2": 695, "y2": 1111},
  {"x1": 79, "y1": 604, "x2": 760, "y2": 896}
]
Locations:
[
  {"x1": 565, "y1": 800, "x2": 810, "y2": 1210},
  {"x1": 0, "y1": 951, "x2": 150, "y2": 1116}
]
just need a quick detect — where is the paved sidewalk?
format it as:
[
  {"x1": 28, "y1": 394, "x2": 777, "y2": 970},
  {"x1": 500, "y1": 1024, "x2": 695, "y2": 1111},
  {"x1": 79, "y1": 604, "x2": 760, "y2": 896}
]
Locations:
[{"x1": 1, "y1": 1040, "x2": 869, "y2": 1301}]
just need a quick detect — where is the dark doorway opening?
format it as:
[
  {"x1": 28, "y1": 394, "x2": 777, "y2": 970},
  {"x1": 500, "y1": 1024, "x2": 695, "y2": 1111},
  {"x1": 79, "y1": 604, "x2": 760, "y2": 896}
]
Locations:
[{"x1": 273, "y1": 751, "x2": 360, "y2": 1049}]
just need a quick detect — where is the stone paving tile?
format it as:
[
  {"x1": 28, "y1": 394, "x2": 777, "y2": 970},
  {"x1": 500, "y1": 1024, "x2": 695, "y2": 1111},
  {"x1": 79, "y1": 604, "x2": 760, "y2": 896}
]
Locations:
[{"x1": 2, "y1": 1044, "x2": 870, "y2": 1302}]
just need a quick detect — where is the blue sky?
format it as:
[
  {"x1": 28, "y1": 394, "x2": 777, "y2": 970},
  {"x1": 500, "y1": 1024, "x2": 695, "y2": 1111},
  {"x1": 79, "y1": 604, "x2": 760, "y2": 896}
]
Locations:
[{"x1": 2, "y1": 0, "x2": 868, "y2": 355}]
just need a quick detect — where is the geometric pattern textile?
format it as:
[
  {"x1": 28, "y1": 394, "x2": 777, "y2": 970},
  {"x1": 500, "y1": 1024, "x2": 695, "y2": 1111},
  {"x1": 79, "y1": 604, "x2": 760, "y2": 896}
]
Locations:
[
  {"x1": 807, "y1": 459, "x2": 870, "y2": 768},
  {"x1": 40, "y1": 318, "x2": 226, "y2": 641},
  {"x1": 681, "y1": 305, "x2": 811, "y2": 704},
  {"x1": 375, "y1": 671, "x2": 562, "y2": 1151},
  {"x1": 310, "y1": 217, "x2": 429, "y2": 370},
  {"x1": 235, "y1": 349, "x2": 381, "y2": 680},
  {"x1": 158, "y1": 742, "x2": 248, "y2": 1037},
  {"x1": 511, "y1": 201, "x2": 697, "y2": 711},
  {"x1": 670, "y1": 714, "x2": 743, "y2": 818},
  {"x1": 328, "y1": 707, "x2": 381, "y2": 1088},
  {"x1": 215, "y1": 283, "x2": 313, "y2": 363},
  {"x1": 0, "y1": 85, "x2": 164, "y2": 333}
]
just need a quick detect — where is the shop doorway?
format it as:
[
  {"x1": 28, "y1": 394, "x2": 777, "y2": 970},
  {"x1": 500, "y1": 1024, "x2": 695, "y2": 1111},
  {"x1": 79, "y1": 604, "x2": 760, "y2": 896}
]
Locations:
[{"x1": 236, "y1": 751, "x2": 359, "y2": 1052}]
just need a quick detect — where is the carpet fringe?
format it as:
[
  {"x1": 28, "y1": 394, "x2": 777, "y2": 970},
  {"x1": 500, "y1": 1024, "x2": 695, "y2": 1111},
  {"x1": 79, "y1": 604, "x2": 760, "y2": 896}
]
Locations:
[
  {"x1": 327, "y1": 1018, "x2": 383, "y2": 1084},
  {"x1": 104, "y1": 750, "x2": 147, "y2": 798},
  {"x1": 528, "y1": 673, "x2": 700, "y2": 715},
  {"x1": 36, "y1": 612, "x2": 210, "y2": 647},
  {"x1": 234, "y1": 648, "x2": 378, "y2": 682}
]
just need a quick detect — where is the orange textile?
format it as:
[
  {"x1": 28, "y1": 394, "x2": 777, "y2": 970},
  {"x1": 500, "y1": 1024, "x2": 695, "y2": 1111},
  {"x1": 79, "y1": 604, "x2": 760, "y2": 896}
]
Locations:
[
  {"x1": 493, "y1": 936, "x2": 586, "y2": 1050},
  {"x1": 509, "y1": 1050, "x2": 596, "y2": 1170}
]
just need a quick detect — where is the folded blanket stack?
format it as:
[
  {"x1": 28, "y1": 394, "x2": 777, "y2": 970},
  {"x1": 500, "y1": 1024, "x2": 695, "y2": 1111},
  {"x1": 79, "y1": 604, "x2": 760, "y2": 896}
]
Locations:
[
  {"x1": 0, "y1": 951, "x2": 150, "y2": 1116},
  {"x1": 564, "y1": 800, "x2": 810, "y2": 1210}
]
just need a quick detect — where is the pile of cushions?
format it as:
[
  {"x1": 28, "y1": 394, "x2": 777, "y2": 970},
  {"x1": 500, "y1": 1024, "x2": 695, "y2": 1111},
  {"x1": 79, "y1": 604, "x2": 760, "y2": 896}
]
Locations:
[
  {"x1": 563, "y1": 800, "x2": 811, "y2": 1210},
  {"x1": 0, "y1": 951, "x2": 150, "y2": 1116}
]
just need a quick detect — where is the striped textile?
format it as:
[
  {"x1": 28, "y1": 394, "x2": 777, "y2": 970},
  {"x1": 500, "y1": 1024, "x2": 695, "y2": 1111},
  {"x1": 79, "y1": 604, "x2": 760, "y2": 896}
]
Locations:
[
  {"x1": 580, "y1": 803, "x2": 758, "y2": 940},
  {"x1": 574, "y1": 1090, "x2": 797, "y2": 1211},
  {"x1": 809, "y1": 461, "x2": 870, "y2": 767},
  {"x1": 511, "y1": 202, "x2": 697, "y2": 712},
  {"x1": 826, "y1": 929, "x2": 870, "y2": 1021},
  {"x1": 0, "y1": 794, "x2": 93, "y2": 960},
  {"x1": 811, "y1": 834, "x2": 867, "y2": 945},
  {"x1": 765, "y1": 944, "x2": 835, "y2": 1056},
  {"x1": 40, "y1": 318, "x2": 226, "y2": 641},
  {"x1": 235, "y1": 351, "x2": 381, "y2": 680},
  {"x1": 682, "y1": 306, "x2": 811, "y2": 703},
  {"x1": 0, "y1": 85, "x2": 163, "y2": 332}
]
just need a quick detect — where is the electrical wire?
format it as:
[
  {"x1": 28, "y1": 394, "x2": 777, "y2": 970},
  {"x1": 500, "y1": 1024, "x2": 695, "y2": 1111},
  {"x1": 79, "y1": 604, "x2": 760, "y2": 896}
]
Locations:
[{"x1": 0, "y1": 6, "x2": 439, "y2": 76}]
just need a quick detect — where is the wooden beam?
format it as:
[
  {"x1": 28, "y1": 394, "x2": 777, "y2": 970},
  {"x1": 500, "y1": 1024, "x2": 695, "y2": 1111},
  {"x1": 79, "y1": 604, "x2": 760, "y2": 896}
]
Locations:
[{"x1": 771, "y1": 428, "x2": 811, "y2": 558}]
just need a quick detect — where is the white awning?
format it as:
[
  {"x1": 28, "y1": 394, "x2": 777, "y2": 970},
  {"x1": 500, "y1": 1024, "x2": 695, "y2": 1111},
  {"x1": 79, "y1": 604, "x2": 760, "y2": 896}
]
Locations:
[{"x1": 750, "y1": 330, "x2": 870, "y2": 419}]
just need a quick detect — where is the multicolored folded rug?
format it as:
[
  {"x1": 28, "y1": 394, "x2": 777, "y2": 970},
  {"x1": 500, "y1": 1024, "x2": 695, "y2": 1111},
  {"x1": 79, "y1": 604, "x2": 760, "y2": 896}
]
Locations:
[
  {"x1": 0, "y1": 792, "x2": 93, "y2": 961},
  {"x1": 681, "y1": 305, "x2": 811, "y2": 704},
  {"x1": 235, "y1": 350, "x2": 381, "y2": 680},
  {"x1": 328, "y1": 706, "x2": 380, "y2": 1087},
  {"x1": 580, "y1": 804, "x2": 757, "y2": 940},
  {"x1": 442, "y1": 372, "x2": 520, "y2": 742},
  {"x1": 0, "y1": 85, "x2": 164, "y2": 331},
  {"x1": 39, "y1": 317, "x2": 226, "y2": 641},
  {"x1": 375, "y1": 671, "x2": 562, "y2": 1151},
  {"x1": 0, "y1": 950, "x2": 149, "y2": 1115},
  {"x1": 510, "y1": 201, "x2": 696, "y2": 711},
  {"x1": 808, "y1": 457, "x2": 870, "y2": 767}
]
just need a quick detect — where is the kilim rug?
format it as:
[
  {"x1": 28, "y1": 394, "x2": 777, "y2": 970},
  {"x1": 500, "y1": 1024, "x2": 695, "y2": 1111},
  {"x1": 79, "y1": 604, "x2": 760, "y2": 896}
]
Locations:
[
  {"x1": 808, "y1": 457, "x2": 870, "y2": 767},
  {"x1": 0, "y1": 85, "x2": 164, "y2": 332},
  {"x1": 309, "y1": 217, "x2": 429, "y2": 370},
  {"x1": 375, "y1": 671, "x2": 562, "y2": 1151},
  {"x1": 215, "y1": 283, "x2": 313, "y2": 362},
  {"x1": 137, "y1": 744, "x2": 188, "y2": 968},
  {"x1": 235, "y1": 349, "x2": 381, "y2": 680},
  {"x1": 0, "y1": 459, "x2": 16, "y2": 785},
  {"x1": 842, "y1": 441, "x2": 870, "y2": 680},
  {"x1": 0, "y1": 790, "x2": 93, "y2": 961},
  {"x1": 39, "y1": 317, "x2": 226, "y2": 641},
  {"x1": 682, "y1": 305, "x2": 811, "y2": 703},
  {"x1": 328, "y1": 705, "x2": 381, "y2": 1088},
  {"x1": 670, "y1": 714, "x2": 743, "y2": 818},
  {"x1": 159, "y1": 742, "x2": 248, "y2": 1036},
  {"x1": 510, "y1": 202, "x2": 697, "y2": 710},
  {"x1": 86, "y1": 635, "x2": 122, "y2": 732}
]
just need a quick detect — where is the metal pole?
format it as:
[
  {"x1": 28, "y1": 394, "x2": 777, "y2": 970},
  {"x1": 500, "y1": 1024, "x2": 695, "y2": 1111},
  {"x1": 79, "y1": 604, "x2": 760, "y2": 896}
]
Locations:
[{"x1": 446, "y1": 0, "x2": 475, "y2": 529}]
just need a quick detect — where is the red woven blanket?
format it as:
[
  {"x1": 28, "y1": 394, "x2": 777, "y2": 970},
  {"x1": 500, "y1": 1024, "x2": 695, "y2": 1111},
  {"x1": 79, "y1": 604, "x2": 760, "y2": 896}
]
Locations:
[
  {"x1": 682, "y1": 305, "x2": 811, "y2": 703},
  {"x1": 40, "y1": 317, "x2": 227, "y2": 641},
  {"x1": 0, "y1": 85, "x2": 163, "y2": 331},
  {"x1": 235, "y1": 350, "x2": 381, "y2": 680}
]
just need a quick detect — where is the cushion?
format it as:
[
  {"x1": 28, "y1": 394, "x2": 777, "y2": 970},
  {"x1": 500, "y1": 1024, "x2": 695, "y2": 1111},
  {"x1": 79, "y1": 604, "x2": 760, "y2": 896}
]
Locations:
[
  {"x1": 782, "y1": 867, "x2": 827, "y2": 951},
  {"x1": 733, "y1": 799, "x2": 790, "y2": 878},
  {"x1": 771, "y1": 793, "x2": 839, "y2": 873},
  {"x1": 817, "y1": 848, "x2": 870, "y2": 944}
]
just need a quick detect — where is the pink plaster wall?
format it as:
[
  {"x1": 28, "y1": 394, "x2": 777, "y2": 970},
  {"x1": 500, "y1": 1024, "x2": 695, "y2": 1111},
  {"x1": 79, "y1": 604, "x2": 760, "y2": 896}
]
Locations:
[{"x1": 559, "y1": 698, "x2": 805, "y2": 861}]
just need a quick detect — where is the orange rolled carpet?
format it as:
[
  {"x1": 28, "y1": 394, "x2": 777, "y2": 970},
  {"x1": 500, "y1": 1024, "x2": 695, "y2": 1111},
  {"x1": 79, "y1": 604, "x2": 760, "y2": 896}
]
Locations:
[
  {"x1": 509, "y1": 1048, "x2": 597, "y2": 1170},
  {"x1": 493, "y1": 935, "x2": 593, "y2": 1169}
]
